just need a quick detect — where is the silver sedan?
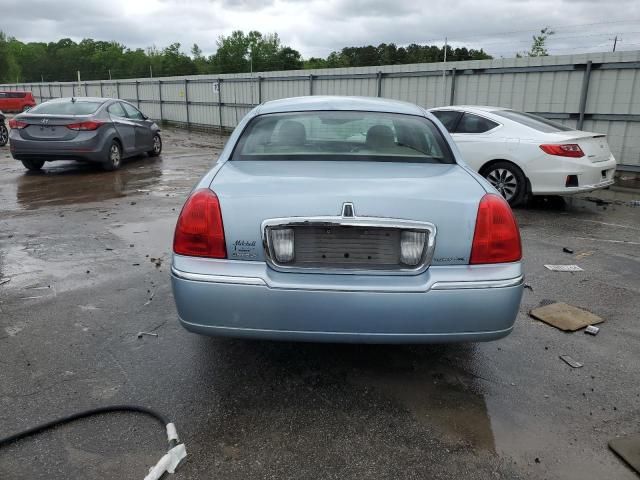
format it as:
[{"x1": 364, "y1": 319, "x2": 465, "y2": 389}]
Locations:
[
  {"x1": 9, "y1": 97, "x2": 162, "y2": 171},
  {"x1": 171, "y1": 96, "x2": 524, "y2": 343}
]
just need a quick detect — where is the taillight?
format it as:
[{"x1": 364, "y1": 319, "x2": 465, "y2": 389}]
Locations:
[
  {"x1": 66, "y1": 121, "x2": 104, "y2": 131},
  {"x1": 470, "y1": 194, "x2": 522, "y2": 264},
  {"x1": 173, "y1": 189, "x2": 226, "y2": 258},
  {"x1": 8, "y1": 119, "x2": 27, "y2": 129},
  {"x1": 540, "y1": 144, "x2": 584, "y2": 158}
]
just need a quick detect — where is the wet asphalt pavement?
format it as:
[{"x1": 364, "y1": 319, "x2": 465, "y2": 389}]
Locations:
[{"x1": 0, "y1": 127, "x2": 639, "y2": 479}]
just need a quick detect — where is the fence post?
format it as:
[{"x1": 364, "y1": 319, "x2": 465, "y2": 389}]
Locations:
[
  {"x1": 257, "y1": 76, "x2": 262, "y2": 104},
  {"x1": 99, "y1": 81, "x2": 104, "y2": 97},
  {"x1": 135, "y1": 80, "x2": 140, "y2": 109},
  {"x1": 449, "y1": 68, "x2": 457, "y2": 105},
  {"x1": 158, "y1": 80, "x2": 163, "y2": 122},
  {"x1": 59, "y1": 83, "x2": 63, "y2": 98},
  {"x1": 115, "y1": 81, "x2": 120, "y2": 99},
  {"x1": 217, "y1": 78, "x2": 223, "y2": 132},
  {"x1": 309, "y1": 74, "x2": 314, "y2": 96},
  {"x1": 84, "y1": 82, "x2": 88, "y2": 96},
  {"x1": 184, "y1": 79, "x2": 190, "y2": 127},
  {"x1": 38, "y1": 83, "x2": 43, "y2": 102},
  {"x1": 577, "y1": 61, "x2": 592, "y2": 130},
  {"x1": 376, "y1": 71, "x2": 383, "y2": 97}
]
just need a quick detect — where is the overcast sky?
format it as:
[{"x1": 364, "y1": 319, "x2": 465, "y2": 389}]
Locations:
[{"x1": 2, "y1": 0, "x2": 640, "y2": 58}]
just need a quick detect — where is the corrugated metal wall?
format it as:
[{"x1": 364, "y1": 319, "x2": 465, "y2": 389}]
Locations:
[{"x1": 2, "y1": 50, "x2": 640, "y2": 168}]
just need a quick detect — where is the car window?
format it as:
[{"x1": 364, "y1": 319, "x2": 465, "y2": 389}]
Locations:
[
  {"x1": 29, "y1": 101, "x2": 103, "y2": 115},
  {"x1": 108, "y1": 102, "x2": 127, "y2": 117},
  {"x1": 493, "y1": 110, "x2": 574, "y2": 133},
  {"x1": 232, "y1": 111, "x2": 454, "y2": 164},
  {"x1": 431, "y1": 110, "x2": 462, "y2": 132},
  {"x1": 121, "y1": 103, "x2": 145, "y2": 120},
  {"x1": 455, "y1": 113, "x2": 499, "y2": 134}
]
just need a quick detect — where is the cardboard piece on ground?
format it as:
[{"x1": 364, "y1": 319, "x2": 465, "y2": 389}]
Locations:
[
  {"x1": 609, "y1": 434, "x2": 640, "y2": 474},
  {"x1": 530, "y1": 302, "x2": 604, "y2": 331}
]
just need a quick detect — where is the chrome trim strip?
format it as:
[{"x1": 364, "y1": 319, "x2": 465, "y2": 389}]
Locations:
[
  {"x1": 431, "y1": 275, "x2": 524, "y2": 290},
  {"x1": 171, "y1": 266, "x2": 266, "y2": 286},
  {"x1": 173, "y1": 266, "x2": 523, "y2": 292},
  {"x1": 261, "y1": 216, "x2": 437, "y2": 276}
]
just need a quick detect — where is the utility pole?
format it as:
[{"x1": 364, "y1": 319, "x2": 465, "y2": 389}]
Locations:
[
  {"x1": 77, "y1": 70, "x2": 82, "y2": 95},
  {"x1": 442, "y1": 37, "x2": 448, "y2": 106},
  {"x1": 613, "y1": 35, "x2": 618, "y2": 52}
]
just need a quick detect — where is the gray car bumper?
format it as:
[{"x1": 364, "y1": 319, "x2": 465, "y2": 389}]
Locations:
[
  {"x1": 171, "y1": 256, "x2": 524, "y2": 343},
  {"x1": 10, "y1": 132, "x2": 112, "y2": 163}
]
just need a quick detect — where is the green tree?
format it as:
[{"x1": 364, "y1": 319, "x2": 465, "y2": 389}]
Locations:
[
  {"x1": 529, "y1": 27, "x2": 554, "y2": 56},
  {"x1": 517, "y1": 27, "x2": 555, "y2": 57}
]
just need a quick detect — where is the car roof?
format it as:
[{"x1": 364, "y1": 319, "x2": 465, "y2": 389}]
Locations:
[
  {"x1": 430, "y1": 105, "x2": 509, "y2": 113},
  {"x1": 46, "y1": 97, "x2": 113, "y2": 104},
  {"x1": 256, "y1": 96, "x2": 427, "y2": 116}
]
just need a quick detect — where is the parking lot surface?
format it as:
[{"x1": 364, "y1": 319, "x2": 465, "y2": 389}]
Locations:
[{"x1": 1, "y1": 127, "x2": 639, "y2": 479}]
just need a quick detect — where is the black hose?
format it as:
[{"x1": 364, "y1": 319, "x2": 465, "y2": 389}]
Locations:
[{"x1": 0, "y1": 405, "x2": 172, "y2": 449}]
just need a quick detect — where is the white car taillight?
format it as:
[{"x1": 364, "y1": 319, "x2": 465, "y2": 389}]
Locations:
[
  {"x1": 400, "y1": 231, "x2": 426, "y2": 266},
  {"x1": 271, "y1": 228, "x2": 295, "y2": 263}
]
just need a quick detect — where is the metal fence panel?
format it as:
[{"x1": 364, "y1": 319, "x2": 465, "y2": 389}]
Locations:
[{"x1": 4, "y1": 50, "x2": 640, "y2": 168}]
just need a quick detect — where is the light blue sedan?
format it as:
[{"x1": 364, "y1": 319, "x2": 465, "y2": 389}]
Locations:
[{"x1": 171, "y1": 96, "x2": 523, "y2": 343}]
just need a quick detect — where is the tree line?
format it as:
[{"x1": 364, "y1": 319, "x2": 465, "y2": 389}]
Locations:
[{"x1": 0, "y1": 30, "x2": 492, "y2": 83}]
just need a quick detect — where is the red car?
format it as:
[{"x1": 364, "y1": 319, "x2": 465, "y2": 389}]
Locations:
[{"x1": 0, "y1": 91, "x2": 37, "y2": 113}]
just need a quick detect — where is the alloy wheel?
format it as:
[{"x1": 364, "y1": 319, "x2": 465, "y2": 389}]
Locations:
[
  {"x1": 153, "y1": 136, "x2": 161, "y2": 154},
  {"x1": 110, "y1": 143, "x2": 121, "y2": 168},
  {"x1": 486, "y1": 168, "x2": 518, "y2": 202},
  {"x1": 0, "y1": 126, "x2": 8, "y2": 145}
]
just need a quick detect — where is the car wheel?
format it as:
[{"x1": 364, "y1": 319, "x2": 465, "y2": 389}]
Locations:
[
  {"x1": 103, "y1": 140, "x2": 122, "y2": 171},
  {"x1": 148, "y1": 134, "x2": 162, "y2": 157},
  {"x1": 21, "y1": 159, "x2": 45, "y2": 171},
  {"x1": 481, "y1": 161, "x2": 527, "y2": 207},
  {"x1": 0, "y1": 125, "x2": 8, "y2": 147}
]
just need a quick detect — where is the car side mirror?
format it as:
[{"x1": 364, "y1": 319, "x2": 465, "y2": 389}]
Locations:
[
  {"x1": 23, "y1": 106, "x2": 32, "y2": 112},
  {"x1": 142, "y1": 114, "x2": 149, "y2": 120}
]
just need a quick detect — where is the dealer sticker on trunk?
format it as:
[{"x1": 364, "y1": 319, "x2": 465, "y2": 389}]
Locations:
[{"x1": 231, "y1": 240, "x2": 258, "y2": 259}]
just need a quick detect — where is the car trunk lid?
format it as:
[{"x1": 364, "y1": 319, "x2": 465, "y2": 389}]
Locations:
[
  {"x1": 549, "y1": 131, "x2": 613, "y2": 163},
  {"x1": 211, "y1": 160, "x2": 486, "y2": 267},
  {"x1": 16, "y1": 114, "x2": 85, "y2": 141}
]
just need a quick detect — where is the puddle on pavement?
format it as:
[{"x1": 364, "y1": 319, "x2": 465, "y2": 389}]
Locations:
[
  {"x1": 111, "y1": 217, "x2": 176, "y2": 260},
  {"x1": 12, "y1": 158, "x2": 164, "y2": 210},
  {"x1": 345, "y1": 345, "x2": 496, "y2": 452}
]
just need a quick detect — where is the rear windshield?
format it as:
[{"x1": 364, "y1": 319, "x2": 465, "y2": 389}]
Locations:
[
  {"x1": 232, "y1": 111, "x2": 454, "y2": 164},
  {"x1": 493, "y1": 110, "x2": 574, "y2": 133},
  {"x1": 29, "y1": 101, "x2": 103, "y2": 115}
]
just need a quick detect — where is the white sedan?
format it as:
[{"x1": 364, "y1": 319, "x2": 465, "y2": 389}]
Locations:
[{"x1": 429, "y1": 106, "x2": 617, "y2": 205}]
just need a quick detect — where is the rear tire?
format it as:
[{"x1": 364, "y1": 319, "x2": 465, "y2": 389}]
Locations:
[
  {"x1": 481, "y1": 161, "x2": 527, "y2": 207},
  {"x1": 0, "y1": 125, "x2": 8, "y2": 147},
  {"x1": 148, "y1": 134, "x2": 162, "y2": 157},
  {"x1": 21, "y1": 159, "x2": 45, "y2": 171},
  {"x1": 102, "y1": 140, "x2": 122, "y2": 171}
]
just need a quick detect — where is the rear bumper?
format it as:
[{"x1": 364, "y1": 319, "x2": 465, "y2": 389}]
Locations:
[
  {"x1": 9, "y1": 131, "x2": 110, "y2": 163},
  {"x1": 171, "y1": 257, "x2": 524, "y2": 343},
  {"x1": 529, "y1": 155, "x2": 617, "y2": 195}
]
